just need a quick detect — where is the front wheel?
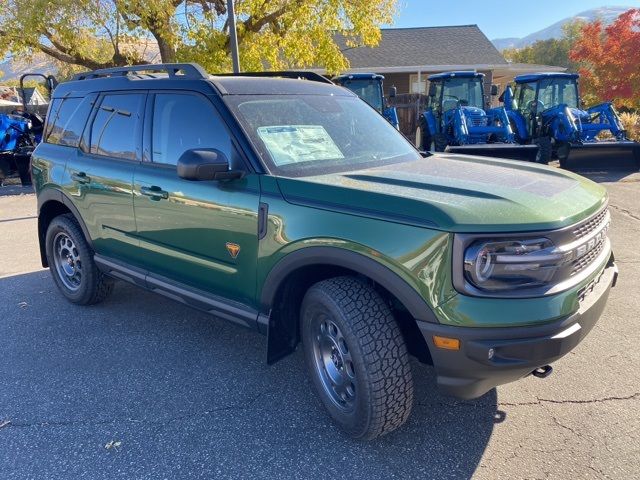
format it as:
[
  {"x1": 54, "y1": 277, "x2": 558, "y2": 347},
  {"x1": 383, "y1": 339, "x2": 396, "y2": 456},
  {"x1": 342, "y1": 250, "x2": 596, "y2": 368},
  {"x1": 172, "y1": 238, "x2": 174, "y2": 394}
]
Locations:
[
  {"x1": 301, "y1": 276, "x2": 414, "y2": 440},
  {"x1": 535, "y1": 136, "x2": 552, "y2": 164},
  {"x1": 433, "y1": 133, "x2": 448, "y2": 152}
]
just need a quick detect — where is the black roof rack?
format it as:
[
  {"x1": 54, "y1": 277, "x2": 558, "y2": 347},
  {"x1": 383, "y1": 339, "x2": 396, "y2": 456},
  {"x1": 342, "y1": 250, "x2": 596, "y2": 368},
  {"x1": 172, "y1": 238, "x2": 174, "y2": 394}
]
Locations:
[
  {"x1": 214, "y1": 71, "x2": 333, "y2": 84},
  {"x1": 72, "y1": 63, "x2": 209, "y2": 81}
]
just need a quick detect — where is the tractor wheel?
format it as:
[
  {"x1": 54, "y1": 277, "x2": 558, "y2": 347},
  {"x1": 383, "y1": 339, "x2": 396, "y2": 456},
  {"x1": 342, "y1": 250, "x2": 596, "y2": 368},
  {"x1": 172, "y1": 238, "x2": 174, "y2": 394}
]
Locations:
[
  {"x1": 556, "y1": 142, "x2": 570, "y2": 169},
  {"x1": 535, "y1": 136, "x2": 552, "y2": 164},
  {"x1": 415, "y1": 118, "x2": 431, "y2": 151},
  {"x1": 433, "y1": 133, "x2": 448, "y2": 152}
]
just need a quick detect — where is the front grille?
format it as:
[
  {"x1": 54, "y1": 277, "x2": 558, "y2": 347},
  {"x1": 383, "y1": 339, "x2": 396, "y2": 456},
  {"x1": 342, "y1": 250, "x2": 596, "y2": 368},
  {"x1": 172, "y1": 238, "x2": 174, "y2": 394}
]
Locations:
[
  {"x1": 573, "y1": 208, "x2": 608, "y2": 239},
  {"x1": 465, "y1": 111, "x2": 487, "y2": 127},
  {"x1": 571, "y1": 239, "x2": 605, "y2": 275}
]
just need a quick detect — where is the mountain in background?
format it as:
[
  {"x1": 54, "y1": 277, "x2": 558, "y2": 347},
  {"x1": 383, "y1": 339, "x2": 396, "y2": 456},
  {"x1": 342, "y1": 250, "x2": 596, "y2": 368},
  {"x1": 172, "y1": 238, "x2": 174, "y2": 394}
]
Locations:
[
  {"x1": 492, "y1": 6, "x2": 633, "y2": 50},
  {"x1": 0, "y1": 54, "x2": 57, "y2": 82}
]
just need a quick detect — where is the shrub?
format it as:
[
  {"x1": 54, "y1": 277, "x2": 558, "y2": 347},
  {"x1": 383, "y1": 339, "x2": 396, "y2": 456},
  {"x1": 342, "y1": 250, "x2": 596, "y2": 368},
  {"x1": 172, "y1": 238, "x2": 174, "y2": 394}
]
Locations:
[{"x1": 619, "y1": 111, "x2": 640, "y2": 141}]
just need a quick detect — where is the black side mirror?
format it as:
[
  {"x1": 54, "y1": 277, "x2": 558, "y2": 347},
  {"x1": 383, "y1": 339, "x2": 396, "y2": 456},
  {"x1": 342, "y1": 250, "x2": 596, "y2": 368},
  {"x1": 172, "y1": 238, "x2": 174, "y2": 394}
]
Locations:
[
  {"x1": 389, "y1": 86, "x2": 397, "y2": 98},
  {"x1": 490, "y1": 84, "x2": 498, "y2": 96},
  {"x1": 428, "y1": 83, "x2": 437, "y2": 97},
  {"x1": 177, "y1": 148, "x2": 242, "y2": 181}
]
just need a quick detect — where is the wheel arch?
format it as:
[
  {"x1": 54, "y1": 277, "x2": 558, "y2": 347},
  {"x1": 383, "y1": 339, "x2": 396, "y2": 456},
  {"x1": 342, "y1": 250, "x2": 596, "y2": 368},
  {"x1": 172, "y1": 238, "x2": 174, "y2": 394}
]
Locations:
[
  {"x1": 37, "y1": 189, "x2": 93, "y2": 267},
  {"x1": 260, "y1": 246, "x2": 438, "y2": 364}
]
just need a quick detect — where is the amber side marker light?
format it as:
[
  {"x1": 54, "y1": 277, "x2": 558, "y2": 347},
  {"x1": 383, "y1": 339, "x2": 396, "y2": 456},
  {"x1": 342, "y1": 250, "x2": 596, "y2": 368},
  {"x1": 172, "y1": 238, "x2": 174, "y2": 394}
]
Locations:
[{"x1": 433, "y1": 335, "x2": 461, "y2": 350}]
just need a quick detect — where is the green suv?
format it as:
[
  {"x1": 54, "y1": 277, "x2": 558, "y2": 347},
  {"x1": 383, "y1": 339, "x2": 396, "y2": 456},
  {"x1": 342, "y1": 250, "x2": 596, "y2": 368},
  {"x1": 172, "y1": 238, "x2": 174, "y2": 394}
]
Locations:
[{"x1": 33, "y1": 63, "x2": 617, "y2": 439}]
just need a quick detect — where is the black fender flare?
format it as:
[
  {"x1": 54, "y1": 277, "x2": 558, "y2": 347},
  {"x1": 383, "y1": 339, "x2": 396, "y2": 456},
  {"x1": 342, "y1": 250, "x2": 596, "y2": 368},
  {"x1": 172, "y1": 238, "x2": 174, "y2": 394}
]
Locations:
[
  {"x1": 37, "y1": 189, "x2": 94, "y2": 266},
  {"x1": 260, "y1": 246, "x2": 438, "y2": 324}
]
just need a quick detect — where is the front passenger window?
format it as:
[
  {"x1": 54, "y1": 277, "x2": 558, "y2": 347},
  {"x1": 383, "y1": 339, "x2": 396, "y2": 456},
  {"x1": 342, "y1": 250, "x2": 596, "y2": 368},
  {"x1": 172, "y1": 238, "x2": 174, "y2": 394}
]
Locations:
[{"x1": 152, "y1": 93, "x2": 233, "y2": 166}]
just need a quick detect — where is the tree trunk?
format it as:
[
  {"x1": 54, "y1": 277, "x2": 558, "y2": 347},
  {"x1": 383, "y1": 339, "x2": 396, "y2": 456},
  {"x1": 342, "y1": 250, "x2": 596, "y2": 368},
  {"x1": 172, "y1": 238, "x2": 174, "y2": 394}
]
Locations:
[{"x1": 156, "y1": 36, "x2": 177, "y2": 63}]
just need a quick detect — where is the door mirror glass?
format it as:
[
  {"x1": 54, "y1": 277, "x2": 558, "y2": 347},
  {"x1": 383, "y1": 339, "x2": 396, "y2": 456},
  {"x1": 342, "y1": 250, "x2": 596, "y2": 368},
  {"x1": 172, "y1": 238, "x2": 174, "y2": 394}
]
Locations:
[
  {"x1": 490, "y1": 84, "x2": 498, "y2": 96},
  {"x1": 428, "y1": 82, "x2": 437, "y2": 97},
  {"x1": 388, "y1": 86, "x2": 397, "y2": 98},
  {"x1": 177, "y1": 148, "x2": 240, "y2": 181}
]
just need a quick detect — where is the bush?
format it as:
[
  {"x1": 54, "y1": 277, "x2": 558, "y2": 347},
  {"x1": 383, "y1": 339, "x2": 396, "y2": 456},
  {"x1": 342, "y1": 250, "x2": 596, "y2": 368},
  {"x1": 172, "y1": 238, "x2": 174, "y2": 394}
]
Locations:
[{"x1": 619, "y1": 112, "x2": 640, "y2": 141}]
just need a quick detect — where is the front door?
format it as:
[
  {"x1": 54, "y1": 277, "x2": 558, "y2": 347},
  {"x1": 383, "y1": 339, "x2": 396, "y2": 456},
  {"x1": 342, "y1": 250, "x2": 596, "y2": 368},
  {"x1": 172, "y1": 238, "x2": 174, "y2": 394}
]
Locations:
[{"x1": 132, "y1": 92, "x2": 259, "y2": 307}]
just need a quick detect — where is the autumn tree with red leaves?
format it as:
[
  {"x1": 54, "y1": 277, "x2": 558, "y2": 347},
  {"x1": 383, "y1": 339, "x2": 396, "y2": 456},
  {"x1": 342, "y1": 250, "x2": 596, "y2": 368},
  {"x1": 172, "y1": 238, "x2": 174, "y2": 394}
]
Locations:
[{"x1": 570, "y1": 8, "x2": 640, "y2": 109}]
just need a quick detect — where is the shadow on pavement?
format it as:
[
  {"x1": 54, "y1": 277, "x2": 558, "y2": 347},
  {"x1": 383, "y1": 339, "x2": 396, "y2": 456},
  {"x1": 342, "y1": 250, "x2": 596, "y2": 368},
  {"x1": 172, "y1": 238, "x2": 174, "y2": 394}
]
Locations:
[
  {"x1": 0, "y1": 184, "x2": 34, "y2": 197},
  {"x1": 0, "y1": 270, "x2": 498, "y2": 479}
]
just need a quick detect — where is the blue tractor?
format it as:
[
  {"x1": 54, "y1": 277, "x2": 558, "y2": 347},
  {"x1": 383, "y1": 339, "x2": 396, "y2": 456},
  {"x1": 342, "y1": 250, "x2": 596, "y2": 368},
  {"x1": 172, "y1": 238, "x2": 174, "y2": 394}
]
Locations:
[
  {"x1": 0, "y1": 73, "x2": 56, "y2": 185},
  {"x1": 502, "y1": 72, "x2": 640, "y2": 169},
  {"x1": 332, "y1": 73, "x2": 399, "y2": 129},
  {"x1": 415, "y1": 71, "x2": 538, "y2": 162}
]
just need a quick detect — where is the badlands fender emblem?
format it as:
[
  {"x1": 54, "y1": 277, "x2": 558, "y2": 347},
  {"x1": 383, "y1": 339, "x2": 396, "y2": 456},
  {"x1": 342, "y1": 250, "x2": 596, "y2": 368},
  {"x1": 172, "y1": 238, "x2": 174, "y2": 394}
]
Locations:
[{"x1": 226, "y1": 242, "x2": 241, "y2": 259}]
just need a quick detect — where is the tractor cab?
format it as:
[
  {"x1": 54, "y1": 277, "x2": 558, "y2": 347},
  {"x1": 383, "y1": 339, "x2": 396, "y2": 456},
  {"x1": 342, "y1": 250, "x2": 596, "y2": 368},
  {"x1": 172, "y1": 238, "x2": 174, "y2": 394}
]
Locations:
[
  {"x1": 428, "y1": 71, "x2": 486, "y2": 116},
  {"x1": 0, "y1": 73, "x2": 56, "y2": 185},
  {"x1": 502, "y1": 72, "x2": 639, "y2": 169},
  {"x1": 332, "y1": 73, "x2": 399, "y2": 128}
]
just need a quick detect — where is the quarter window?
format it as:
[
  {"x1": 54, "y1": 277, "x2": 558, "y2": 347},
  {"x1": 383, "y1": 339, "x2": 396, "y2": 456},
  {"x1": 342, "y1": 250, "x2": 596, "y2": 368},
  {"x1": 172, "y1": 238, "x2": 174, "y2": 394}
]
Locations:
[
  {"x1": 44, "y1": 97, "x2": 94, "y2": 147},
  {"x1": 90, "y1": 94, "x2": 144, "y2": 160}
]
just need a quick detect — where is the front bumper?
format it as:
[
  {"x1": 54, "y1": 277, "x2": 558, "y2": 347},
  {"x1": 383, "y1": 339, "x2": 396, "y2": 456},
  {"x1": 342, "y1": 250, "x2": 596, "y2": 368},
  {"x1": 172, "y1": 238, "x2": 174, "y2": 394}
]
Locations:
[{"x1": 417, "y1": 257, "x2": 618, "y2": 399}]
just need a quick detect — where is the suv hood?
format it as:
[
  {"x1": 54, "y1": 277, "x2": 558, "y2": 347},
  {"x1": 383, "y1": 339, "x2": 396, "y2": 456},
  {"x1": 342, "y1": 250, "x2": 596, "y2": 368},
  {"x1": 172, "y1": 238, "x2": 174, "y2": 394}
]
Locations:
[{"x1": 275, "y1": 154, "x2": 607, "y2": 233}]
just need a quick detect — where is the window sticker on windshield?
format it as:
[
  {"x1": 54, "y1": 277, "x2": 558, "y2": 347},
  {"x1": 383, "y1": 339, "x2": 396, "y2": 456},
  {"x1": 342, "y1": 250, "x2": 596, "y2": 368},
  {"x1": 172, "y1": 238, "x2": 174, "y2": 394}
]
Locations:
[{"x1": 257, "y1": 125, "x2": 344, "y2": 166}]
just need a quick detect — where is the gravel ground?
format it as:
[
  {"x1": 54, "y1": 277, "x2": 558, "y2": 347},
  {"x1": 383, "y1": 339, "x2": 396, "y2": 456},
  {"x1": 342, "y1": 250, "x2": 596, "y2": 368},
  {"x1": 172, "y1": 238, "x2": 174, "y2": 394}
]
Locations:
[{"x1": 0, "y1": 171, "x2": 638, "y2": 480}]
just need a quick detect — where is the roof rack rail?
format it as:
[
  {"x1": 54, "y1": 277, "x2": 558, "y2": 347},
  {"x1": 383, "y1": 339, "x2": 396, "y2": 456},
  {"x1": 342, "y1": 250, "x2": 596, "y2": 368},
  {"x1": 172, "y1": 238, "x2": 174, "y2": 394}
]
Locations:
[
  {"x1": 72, "y1": 63, "x2": 209, "y2": 81},
  {"x1": 214, "y1": 71, "x2": 333, "y2": 84}
]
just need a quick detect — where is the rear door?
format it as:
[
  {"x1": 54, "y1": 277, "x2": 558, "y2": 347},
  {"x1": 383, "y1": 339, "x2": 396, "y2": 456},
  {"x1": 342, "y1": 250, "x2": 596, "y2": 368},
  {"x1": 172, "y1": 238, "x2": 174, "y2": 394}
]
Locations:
[
  {"x1": 64, "y1": 92, "x2": 145, "y2": 263},
  {"x1": 132, "y1": 91, "x2": 260, "y2": 307}
]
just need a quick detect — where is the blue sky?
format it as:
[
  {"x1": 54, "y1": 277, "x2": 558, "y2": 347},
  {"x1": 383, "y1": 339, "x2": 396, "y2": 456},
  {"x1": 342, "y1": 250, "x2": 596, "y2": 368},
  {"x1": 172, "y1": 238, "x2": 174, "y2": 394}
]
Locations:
[{"x1": 390, "y1": 1, "x2": 639, "y2": 39}]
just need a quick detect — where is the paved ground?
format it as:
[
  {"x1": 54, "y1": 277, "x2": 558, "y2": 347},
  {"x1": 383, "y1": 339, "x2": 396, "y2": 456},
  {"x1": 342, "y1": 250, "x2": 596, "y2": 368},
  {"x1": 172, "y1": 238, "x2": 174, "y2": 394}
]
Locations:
[{"x1": 1, "y1": 171, "x2": 639, "y2": 480}]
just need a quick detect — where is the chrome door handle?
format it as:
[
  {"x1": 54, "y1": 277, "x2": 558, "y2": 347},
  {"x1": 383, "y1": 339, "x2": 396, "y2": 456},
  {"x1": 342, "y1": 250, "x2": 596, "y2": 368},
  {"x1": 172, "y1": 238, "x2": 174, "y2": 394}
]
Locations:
[
  {"x1": 71, "y1": 172, "x2": 91, "y2": 184},
  {"x1": 140, "y1": 186, "x2": 169, "y2": 199}
]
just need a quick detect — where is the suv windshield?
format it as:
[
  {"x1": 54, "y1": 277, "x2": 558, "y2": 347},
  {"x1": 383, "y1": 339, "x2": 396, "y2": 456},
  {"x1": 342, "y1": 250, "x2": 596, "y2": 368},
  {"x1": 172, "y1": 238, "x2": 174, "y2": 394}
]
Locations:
[
  {"x1": 537, "y1": 77, "x2": 579, "y2": 110},
  {"x1": 226, "y1": 94, "x2": 421, "y2": 177},
  {"x1": 442, "y1": 78, "x2": 484, "y2": 109}
]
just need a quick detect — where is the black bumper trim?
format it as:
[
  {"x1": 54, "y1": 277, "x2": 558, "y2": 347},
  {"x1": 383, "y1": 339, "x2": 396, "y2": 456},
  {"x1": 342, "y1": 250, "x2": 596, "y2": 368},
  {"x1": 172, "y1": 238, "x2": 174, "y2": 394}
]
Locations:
[{"x1": 417, "y1": 259, "x2": 617, "y2": 399}]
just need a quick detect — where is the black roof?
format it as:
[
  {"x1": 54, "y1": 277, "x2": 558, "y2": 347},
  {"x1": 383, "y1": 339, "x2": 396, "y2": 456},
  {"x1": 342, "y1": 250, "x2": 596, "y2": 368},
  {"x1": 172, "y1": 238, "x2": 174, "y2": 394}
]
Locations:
[
  {"x1": 54, "y1": 63, "x2": 350, "y2": 98},
  {"x1": 337, "y1": 25, "x2": 507, "y2": 68}
]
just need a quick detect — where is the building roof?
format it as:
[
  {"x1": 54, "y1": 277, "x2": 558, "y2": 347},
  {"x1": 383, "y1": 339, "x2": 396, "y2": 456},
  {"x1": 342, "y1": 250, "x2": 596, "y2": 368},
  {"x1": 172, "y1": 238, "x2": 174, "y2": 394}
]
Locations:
[{"x1": 338, "y1": 25, "x2": 508, "y2": 70}]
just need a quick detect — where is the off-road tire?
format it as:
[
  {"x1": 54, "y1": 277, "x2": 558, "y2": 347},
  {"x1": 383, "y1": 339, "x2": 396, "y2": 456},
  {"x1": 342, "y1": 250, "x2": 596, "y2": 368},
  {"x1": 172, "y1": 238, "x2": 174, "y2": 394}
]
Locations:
[
  {"x1": 301, "y1": 276, "x2": 413, "y2": 440},
  {"x1": 45, "y1": 214, "x2": 114, "y2": 305},
  {"x1": 433, "y1": 133, "x2": 448, "y2": 152},
  {"x1": 535, "y1": 136, "x2": 552, "y2": 164}
]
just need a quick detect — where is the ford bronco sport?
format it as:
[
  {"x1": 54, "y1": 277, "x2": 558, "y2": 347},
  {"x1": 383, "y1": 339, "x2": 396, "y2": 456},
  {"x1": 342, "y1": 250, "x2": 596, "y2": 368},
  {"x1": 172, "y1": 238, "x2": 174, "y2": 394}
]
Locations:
[{"x1": 33, "y1": 63, "x2": 617, "y2": 440}]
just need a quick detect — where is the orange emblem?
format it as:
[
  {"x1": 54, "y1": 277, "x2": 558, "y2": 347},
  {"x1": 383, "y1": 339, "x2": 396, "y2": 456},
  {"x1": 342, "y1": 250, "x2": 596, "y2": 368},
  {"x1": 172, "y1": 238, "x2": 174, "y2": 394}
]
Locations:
[{"x1": 226, "y1": 242, "x2": 241, "y2": 259}]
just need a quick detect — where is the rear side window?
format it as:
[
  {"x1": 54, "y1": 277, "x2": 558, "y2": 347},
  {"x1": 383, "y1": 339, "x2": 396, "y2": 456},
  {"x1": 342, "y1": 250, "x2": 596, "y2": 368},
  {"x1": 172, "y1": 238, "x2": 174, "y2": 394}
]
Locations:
[
  {"x1": 44, "y1": 97, "x2": 93, "y2": 147},
  {"x1": 90, "y1": 93, "x2": 144, "y2": 161},
  {"x1": 151, "y1": 93, "x2": 233, "y2": 166}
]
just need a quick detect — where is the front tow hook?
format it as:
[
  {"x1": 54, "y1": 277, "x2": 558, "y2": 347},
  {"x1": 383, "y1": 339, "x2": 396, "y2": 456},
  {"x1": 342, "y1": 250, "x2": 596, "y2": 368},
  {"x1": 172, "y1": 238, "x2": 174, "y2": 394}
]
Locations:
[{"x1": 531, "y1": 365, "x2": 553, "y2": 379}]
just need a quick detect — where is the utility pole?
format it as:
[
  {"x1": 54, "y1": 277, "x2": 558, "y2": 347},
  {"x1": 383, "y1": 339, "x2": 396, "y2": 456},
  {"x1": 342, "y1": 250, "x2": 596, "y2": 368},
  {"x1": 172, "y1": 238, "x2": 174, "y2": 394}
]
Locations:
[{"x1": 227, "y1": 0, "x2": 241, "y2": 73}]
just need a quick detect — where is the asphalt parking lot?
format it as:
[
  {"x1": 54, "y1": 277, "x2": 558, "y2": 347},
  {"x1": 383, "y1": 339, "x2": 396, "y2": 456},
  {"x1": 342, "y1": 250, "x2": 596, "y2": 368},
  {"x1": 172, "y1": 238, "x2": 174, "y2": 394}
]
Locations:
[{"x1": 1, "y1": 170, "x2": 639, "y2": 480}]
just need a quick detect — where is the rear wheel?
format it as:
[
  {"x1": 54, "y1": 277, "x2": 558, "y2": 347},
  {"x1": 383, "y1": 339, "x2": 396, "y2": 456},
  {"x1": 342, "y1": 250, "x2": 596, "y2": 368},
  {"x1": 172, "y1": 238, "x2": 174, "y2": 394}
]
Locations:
[
  {"x1": 45, "y1": 214, "x2": 114, "y2": 305},
  {"x1": 535, "y1": 136, "x2": 552, "y2": 164},
  {"x1": 301, "y1": 276, "x2": 413, "y2": 440}
]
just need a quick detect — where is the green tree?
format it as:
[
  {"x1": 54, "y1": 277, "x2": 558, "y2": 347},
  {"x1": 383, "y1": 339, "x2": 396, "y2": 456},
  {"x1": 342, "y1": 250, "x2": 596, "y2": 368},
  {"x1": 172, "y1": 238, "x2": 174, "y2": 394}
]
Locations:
[
  {"x1": 502, "y1": 20, "x2": 584, "y2": 71},
  {"x1": 0, "y1": 0, "x2": 397, "y2": 75}
]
